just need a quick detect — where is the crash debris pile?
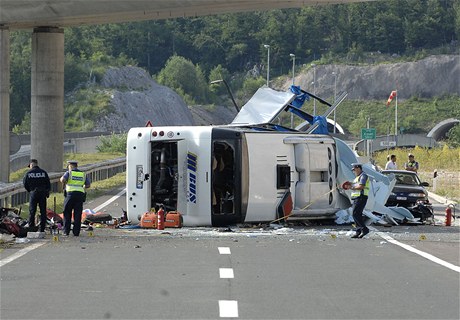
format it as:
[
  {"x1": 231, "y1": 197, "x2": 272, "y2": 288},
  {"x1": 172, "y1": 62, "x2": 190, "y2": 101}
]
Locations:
[
  {"x1": 0, "y1": 207, "x2": 28, "y2": 238},
  {"x1": 60, "y1": 208, "x2": 130, "y2": 230},
  {"x1": 0, "y1": 206, "x2": 130, "y2": 239},
  {"x1": 334, "y1": 201, "x2": 436, "y2": 226},
  {"x1": 0, "y1": 204, "x2": 187, "y2": 241}
]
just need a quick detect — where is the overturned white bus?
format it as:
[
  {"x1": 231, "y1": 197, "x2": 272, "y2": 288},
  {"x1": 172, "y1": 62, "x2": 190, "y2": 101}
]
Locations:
[{"x1": 126, "y1": 87, "x2": 415, "y2": 226}]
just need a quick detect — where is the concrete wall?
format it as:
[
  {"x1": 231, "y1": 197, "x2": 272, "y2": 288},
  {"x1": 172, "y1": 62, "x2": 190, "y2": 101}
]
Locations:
[
  {"x1": 69, "y1": 136, "x2": 102, "y2": 153},
  {"x1": 354, "y1": 134, "x2": 439, "y2": 153}
]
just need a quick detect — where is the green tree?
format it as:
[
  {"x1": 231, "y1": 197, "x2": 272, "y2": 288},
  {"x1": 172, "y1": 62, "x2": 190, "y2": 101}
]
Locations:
[
  {"x1": 373, "y1": 12, "x2": 404, "y2": 53},
  {"x1": 12, "y1": 112, "x2": 31, "y2": 134},
  {"x1": 209, "y1": 65, "x2": 231, "y2": 98},
  {"x1": 403, "y1": 0, "x2": 454, "y2": 50},
  {"x1": 156, "y1": 55, "x2": 209, "y2": 104},
  {"x1": 9, "y1": 31, "x2": 31, "y2": 128},
  {"x1": 64, "y1": 53, "x2": 88, "y2": 91},
  {"x1": 238, "y1": 77, "x2": 266, "y2": 102},
  {"x1": 454, "y1": 0, "x2": 460, "y2": 40},
  {"x1": 349, "y1": 110, "x2": 371, "y2": 136},
  {"x1": 446, "y1": 125, "x2": 460, "y2": 147},
  {"x1": 96, "y1": 133, "x2": 127, "y2": 153},
  {"x1": 209, "y1": 64, "x2": 230, "y2": 83},
  {"x1": 257, "y1": 10, "x2": 298, "y2": 73}
]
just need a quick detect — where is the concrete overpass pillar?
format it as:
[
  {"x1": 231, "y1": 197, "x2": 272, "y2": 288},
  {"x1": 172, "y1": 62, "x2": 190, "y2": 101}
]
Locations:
[
  {"x1": 31, "y1": 27, "x2": 64, "y2": 173},
  {"x1": 0, "y1": 26, "x2": 10, "y2": 182}
]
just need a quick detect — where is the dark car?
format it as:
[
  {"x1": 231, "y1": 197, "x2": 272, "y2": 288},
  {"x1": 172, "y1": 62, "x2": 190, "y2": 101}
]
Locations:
[{"x1": 381, "y1": 170, "x2": 430, "y2": 207}]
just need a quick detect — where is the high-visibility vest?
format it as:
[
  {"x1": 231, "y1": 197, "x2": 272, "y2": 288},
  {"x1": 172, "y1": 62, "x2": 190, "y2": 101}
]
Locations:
[
  {"x1": 351, "y1": 173, "x2": 369, "y2": 198},
  {"x1": 66, "y1": 171, "x2": 85, "y2": 193},
  {"x1": 407, "y1": 161, "x2": 418, "y2": 169}
]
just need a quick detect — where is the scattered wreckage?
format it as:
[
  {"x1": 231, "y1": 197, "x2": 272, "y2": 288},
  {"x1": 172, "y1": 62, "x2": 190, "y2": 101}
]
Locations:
[{"x1": 0, "y1": 206, "x2": 127, "y2": 239}]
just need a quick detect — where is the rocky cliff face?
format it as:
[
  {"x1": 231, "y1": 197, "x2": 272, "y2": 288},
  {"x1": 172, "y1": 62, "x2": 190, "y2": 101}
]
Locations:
[
  {"x1": 94, "y1": 66, "x2": 195, "y2": 132},
  {"x1": 93, "y1": 66, "x2": 237, "y2": 131},
  {"x1": 283, "y1": 55, "x2": 459, "y2": 101}
]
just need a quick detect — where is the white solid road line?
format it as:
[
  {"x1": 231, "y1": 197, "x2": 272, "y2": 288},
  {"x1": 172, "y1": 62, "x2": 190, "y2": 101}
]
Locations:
[
  {"x1": 92, "y1": 188, "x2": 126, "y2": 212},
  {"x1": 0, "y1": 242, "x2": 45, "y2": 268},
  {"x1": 370, "y1": 227, "x2": 460, "y2": 273}
]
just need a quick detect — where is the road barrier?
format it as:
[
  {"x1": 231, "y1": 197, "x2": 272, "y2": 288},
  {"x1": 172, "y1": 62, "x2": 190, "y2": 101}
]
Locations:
[{"x1": 0, "y1": 157, "x2": 126, "y2": 208}]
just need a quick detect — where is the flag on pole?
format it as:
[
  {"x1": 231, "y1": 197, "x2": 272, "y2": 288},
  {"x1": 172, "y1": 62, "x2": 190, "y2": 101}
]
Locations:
[{"x1": 386, "y1": 90, "x2": 397, "y2": 106}]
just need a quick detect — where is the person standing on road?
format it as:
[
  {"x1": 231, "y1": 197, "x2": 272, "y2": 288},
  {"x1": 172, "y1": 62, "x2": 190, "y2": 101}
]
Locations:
[
  {"x1": 346, "y1": 163, "x2": 370, "y2": 238},
  {"x1": 385, "y1": 154, "x2": 397, "y2": 170},
  {"x1": 23, "y1": 159, "x2": 51, "y2": 232},
  {"x1": 404, "y1": 153, "x2": 419, "y2": 173},
  {"x1": 60, "y1": 160, "x2": 91, "y2": 236}
]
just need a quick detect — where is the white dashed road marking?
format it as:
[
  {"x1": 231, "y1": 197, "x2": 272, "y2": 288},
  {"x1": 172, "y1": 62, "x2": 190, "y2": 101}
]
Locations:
[
  {"x1": 219, "y1": 268, "x2": 234, "y2": 279},
  {"x1": 218, "y1": 247, "x2": 231, "y2": 254},
  {"x1": 218, "y1": 247, "x2": 238, "y2": 317},
  {"x1": 219, "y1": 300, "x2": 239, "y2": 318}
]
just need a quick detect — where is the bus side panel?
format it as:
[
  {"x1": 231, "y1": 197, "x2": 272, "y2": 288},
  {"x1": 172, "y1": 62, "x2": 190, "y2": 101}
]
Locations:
[
  {"x1": 243, "y1": 133, "x2": 294, "y2": 222},
  {"x1": 308, "y1": 142, "x2": 337, "y2": 210},
  {"x1": 126, "y1": 128, "x2": 153, "y2": 222}
]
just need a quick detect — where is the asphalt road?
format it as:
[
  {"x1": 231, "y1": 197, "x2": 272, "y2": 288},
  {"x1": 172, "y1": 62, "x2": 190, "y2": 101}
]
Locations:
[{"x1": 1, "y1": 189, "x2": 459, "y2": 320}]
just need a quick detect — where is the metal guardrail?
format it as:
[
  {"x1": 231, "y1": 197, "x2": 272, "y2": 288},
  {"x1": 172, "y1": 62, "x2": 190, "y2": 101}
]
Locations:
[{"x1": 0, "y1": 157, "x2": 126, "y2": 208}]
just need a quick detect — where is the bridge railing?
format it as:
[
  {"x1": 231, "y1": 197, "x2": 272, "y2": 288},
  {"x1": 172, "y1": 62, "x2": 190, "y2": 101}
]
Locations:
[{"x1": 0, "y1": 157, "x2": 126, "y2": 208}]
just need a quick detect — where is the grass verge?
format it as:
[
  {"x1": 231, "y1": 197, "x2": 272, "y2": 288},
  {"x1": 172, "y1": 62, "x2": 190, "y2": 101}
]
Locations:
[{"x1": 18, "y1": 172, "x2": 126, "y2": 219}]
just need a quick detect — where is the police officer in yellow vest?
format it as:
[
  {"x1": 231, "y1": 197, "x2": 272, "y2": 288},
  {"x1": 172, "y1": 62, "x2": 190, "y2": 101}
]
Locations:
[
  {"x1": 60, "y1": 160, "x2": 91, "y2": 236},
  {"x1": 404, "y1": 153, "x2": 419, "y2": 173},
  {"x1": 349, "y1": 163, "x2": 370, "y2": 238}
]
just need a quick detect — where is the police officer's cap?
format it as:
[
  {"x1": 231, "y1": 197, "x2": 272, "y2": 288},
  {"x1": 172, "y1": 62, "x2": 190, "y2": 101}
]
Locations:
[
  {"x1": 67, "y1": 160, "x2": 78, "y2": 165},
  {"x1": 351, "y1": 163, "x2": 362, "y2": 170}
]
